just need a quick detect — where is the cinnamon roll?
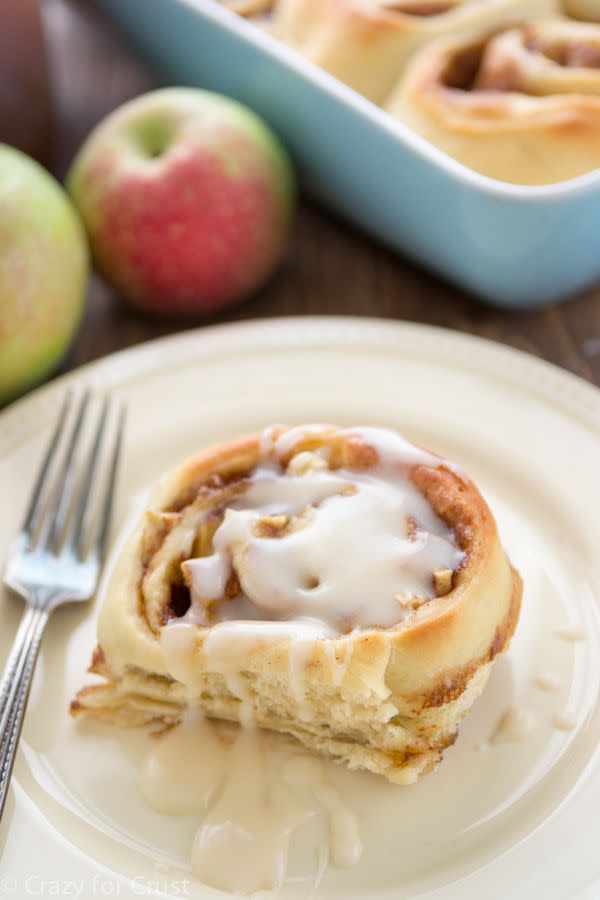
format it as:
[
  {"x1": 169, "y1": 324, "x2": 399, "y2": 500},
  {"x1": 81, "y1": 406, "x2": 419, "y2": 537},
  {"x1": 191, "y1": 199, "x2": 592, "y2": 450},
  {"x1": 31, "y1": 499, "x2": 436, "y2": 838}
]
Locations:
[
  {"x1": 72, "y1": 425, "x2": 521, "y2": 784},
  {"x1": 272, "y1": 0, "x2": 559, "y2": 102},
  {"x1": 386, "y1": 18, "x2": 600, "y2": 183}
]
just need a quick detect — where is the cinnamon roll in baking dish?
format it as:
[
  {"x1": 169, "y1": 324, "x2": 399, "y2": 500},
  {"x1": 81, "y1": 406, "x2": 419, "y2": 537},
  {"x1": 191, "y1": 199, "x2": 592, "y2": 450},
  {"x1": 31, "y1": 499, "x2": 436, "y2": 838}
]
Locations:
[
  {"x1": 72, "y1": 425, "x2": 521, "y2": 784},
  {"x1": 386, "y1": 18, "x2": 600, "y2": 184},
  {"x1": 272, "y1": 0, "x2": 559, "y2": 102}
]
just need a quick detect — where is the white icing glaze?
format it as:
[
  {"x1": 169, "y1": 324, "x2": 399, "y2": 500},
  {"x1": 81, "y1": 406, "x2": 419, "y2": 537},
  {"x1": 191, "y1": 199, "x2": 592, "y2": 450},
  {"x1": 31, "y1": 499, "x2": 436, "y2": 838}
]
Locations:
[
  {"x1": 535, "y1": 671, "x2": 560, "y2": 692},
  {"x1": 140, "y1": 715, "x2": 309, "y2": 894},
  {"x1": 554, "y1": 623, "x2": 586, "y2": 642},
  {"x1": 139, "y1": 710, "x2": 224, "y2": 815},
  {"x1": 202, "y1": 618, "x2": 333, "y2": 726},
  {"x1": 324, "y1": 639, "x2": 355, "y2": 688},
  {"x1": 160, "y1": 620, "x2": 197, "y2": 684},
  {"x1": 282, "y1": 756, "x2": 362, "y2": 867},
  {"x1": 490, "y1": 707, "x2": 536, "y2": 744},
  {"x1": 259, "y1": 423, "x2": 284, "y2": 456},
  {"x1": 340, "y1": 426, "x2": 439, "y2": 469},
  {"x1": 183, "y1": 425, "x2": 463, "y2": 632},
  {"x1": 145, "y1": 624, "x2": 363, "y2": 895},
  {"x1": 222, "y1": 471, "x2": 460, "y2": 628},
  {"x1": 553, "y1": 711, "x2": 577, "y2": 731},
  {"x1": 271, "y1": 424, "x2": 439, "y2": 470},
  {"x1": 190, "y1": 727, "x2": 308, "y2": 894},
  {"x1": 181, "y1": 553, "x2": 229, "y2": 605}
]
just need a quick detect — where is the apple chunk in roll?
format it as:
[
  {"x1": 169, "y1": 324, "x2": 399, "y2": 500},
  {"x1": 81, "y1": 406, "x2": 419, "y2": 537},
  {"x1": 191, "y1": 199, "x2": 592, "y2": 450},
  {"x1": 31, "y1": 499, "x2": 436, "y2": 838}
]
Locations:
[
  {"x1": 71, "y1": 425, "x2": 521, "y2": 784},
  {"x1": 387, "y1": 18, "x2": 600, "y2": 184},
  {"x1": 273, "y1": 0, "x2": 559, "y2": 103}
]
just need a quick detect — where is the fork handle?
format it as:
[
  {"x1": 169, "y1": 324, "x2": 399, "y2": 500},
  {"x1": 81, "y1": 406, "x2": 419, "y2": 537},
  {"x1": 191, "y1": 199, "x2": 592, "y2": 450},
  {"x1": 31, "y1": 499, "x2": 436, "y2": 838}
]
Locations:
[
  {"x1": 0, "y1": 606, "x2": 49, "y2": 820},
  {"x1": 0, "y1": 606, "x2": 41, "y2": 715}
]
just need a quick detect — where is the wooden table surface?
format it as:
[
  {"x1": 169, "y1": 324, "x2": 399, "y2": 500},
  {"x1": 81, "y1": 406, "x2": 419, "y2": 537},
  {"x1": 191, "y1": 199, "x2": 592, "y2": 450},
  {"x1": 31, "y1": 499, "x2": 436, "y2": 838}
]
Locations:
[{"x1": 46, "y1": 0, "x2": 600, "y2": 387}]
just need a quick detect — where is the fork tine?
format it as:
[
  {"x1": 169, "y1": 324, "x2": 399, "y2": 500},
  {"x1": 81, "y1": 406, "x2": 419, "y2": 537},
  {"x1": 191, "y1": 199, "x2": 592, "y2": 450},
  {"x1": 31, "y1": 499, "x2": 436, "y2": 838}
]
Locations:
[
  {"x1": 89, "y1": 404, "x2": 126, "y2": 564},
  {"x1": 66, "y1": 395, "x2": 110, "y2": 559},
  {"x1": 41, "y1": 390, "x2": 91, "y2": 553},
  {"x1": 21, "y1": 392, "x2": 71, "y2": 541}
]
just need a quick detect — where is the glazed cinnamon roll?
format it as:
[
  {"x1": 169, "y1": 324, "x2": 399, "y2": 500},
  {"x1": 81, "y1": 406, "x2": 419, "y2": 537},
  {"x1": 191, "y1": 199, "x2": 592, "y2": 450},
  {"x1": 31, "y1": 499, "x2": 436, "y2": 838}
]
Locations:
[
  {"x1": 563, "y1": 0, "x2": 600, "y2": 21},
  {"x1": 72, "y1": 425, "x2": 521, "y2": 784},
  {"x1": 387, "y1": 18, "x2": 600, "y2": 183},
  {"x1": 273, "y1": 0, "x2": 559, "y2": 102}
]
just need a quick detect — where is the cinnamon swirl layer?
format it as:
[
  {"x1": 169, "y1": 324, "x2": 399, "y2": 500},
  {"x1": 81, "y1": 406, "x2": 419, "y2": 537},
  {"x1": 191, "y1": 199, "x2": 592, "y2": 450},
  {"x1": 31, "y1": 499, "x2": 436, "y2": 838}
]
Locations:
[
  {"x1": 387, "y1": 18, "x2": 600, "y2": 183},
  {"x1": 272, "y1": 0, "x2": 558, "y2": 102},
  {"x1": 72, "y1": 425, "x2": 521, "y2": 784}
]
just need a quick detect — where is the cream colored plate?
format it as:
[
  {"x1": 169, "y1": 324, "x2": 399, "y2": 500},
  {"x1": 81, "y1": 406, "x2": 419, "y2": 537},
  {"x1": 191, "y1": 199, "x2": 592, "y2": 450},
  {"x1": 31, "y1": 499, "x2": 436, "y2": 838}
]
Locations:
[{"x1": 1, "y1": 317, "x2": 599, "y2": 900}]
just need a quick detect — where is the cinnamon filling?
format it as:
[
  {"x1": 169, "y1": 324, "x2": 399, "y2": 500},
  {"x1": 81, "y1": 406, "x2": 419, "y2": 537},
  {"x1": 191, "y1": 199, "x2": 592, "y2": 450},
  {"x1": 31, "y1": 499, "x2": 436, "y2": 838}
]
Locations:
[
  {"x1": 441, "y1": 42, "x2": 485, "y2": 90},
  {"x1": 524, "y1": 36, "x2": 600, "y2": 69},
  {"x1": 168, "y1": 583, "x2": 192, "y2": 621},
  {"x1": 441, "y1": 31, "x2": 600, "y2": 96}
]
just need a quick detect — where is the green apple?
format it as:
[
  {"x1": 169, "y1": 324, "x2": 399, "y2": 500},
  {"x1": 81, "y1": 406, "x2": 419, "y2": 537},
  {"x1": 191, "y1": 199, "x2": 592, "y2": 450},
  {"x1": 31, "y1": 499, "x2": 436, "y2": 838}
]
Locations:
[{"x1": 0, "y1": 145, "x2": 88, "y2": 405}]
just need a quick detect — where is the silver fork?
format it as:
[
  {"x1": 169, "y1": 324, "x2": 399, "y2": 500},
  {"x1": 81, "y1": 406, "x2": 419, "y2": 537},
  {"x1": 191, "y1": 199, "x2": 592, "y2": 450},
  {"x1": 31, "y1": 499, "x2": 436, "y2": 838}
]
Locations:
[{"x1": 0, "y1": 391, "x2": 125, "y2": 821}]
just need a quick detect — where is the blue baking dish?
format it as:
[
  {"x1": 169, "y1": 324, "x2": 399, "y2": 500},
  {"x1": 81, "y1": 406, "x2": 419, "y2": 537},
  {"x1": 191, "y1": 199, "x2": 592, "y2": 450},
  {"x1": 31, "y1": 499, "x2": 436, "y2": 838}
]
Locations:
[{"x1": 92, "y1": 0, "x2": 600, "y2": 308}]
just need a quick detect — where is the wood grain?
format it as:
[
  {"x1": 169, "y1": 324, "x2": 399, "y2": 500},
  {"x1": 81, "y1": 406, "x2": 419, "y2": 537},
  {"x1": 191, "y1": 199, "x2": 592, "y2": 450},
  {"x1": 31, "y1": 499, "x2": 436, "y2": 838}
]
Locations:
[{"x1": 45, "y1": 0, "x2": 600, "y2": 387}]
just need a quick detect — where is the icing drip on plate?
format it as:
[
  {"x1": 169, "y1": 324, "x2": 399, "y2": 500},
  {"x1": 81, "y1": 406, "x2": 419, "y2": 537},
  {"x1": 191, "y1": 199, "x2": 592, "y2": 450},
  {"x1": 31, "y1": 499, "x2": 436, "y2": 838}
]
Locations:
[
  {"x1": 140, "y1": 622, "x2": 362, "y2": 895},
  {"x1": 490, "y1": 707, "x2": 537, "y2": 744}
]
